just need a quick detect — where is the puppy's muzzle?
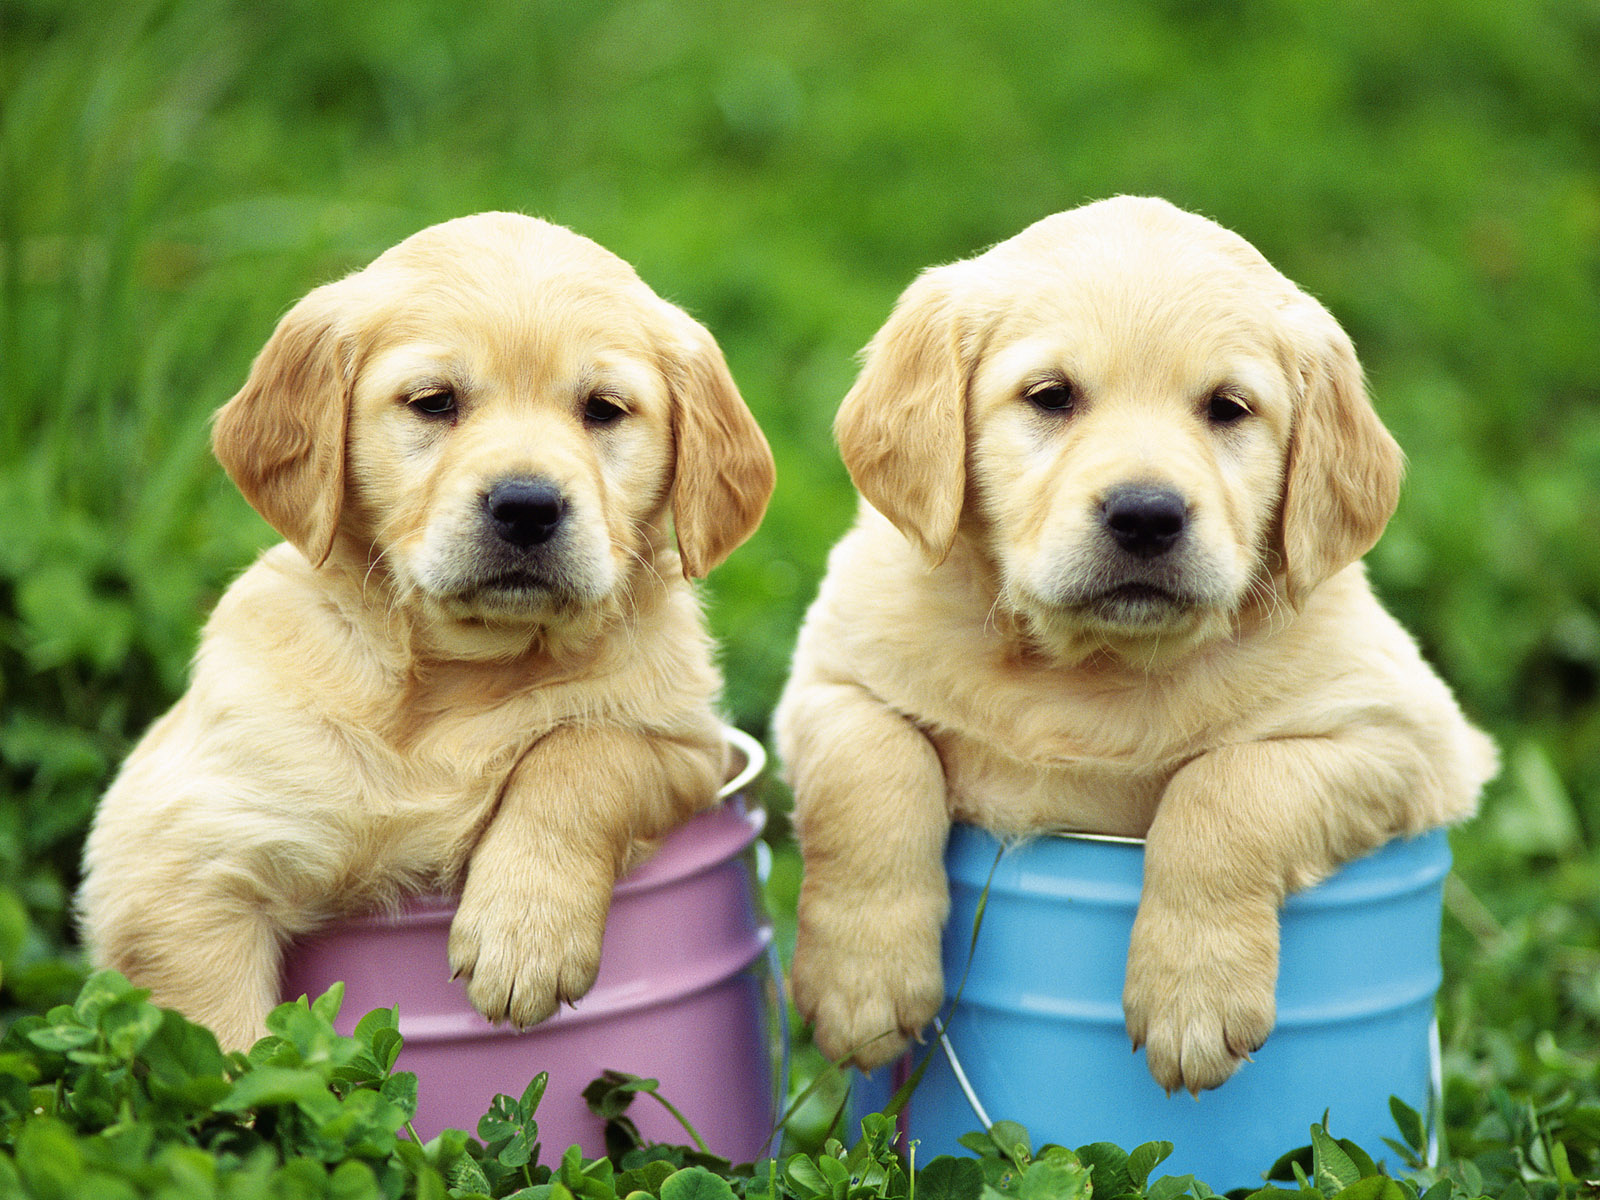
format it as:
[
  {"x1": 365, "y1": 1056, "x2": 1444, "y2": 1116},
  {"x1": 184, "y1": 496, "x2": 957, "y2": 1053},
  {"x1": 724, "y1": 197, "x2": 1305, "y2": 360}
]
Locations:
[
  {"x1": 1101, "y1": 484, "x2": 1188, "y2": 559},
  {"x1": 486, "y1": 478, "x2": 567, "y2": 548}
]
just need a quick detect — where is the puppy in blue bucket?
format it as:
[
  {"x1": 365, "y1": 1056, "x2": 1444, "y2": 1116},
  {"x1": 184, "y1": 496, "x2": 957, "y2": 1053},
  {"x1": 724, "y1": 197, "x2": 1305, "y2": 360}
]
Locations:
[{"x1": 776, "y1": 197, "x2": 1496, "y2": 1184}]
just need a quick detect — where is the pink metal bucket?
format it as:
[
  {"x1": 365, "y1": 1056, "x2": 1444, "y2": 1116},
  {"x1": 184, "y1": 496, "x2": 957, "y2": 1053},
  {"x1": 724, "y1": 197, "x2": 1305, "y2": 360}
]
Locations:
[{"x1": 280, "y1": 727, "x2": 775, "y2": 1159}]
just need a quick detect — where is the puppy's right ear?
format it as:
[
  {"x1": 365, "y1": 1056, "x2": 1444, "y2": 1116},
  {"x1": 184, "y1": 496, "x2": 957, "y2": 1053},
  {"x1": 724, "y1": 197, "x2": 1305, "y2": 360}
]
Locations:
[
  {"x1": 211, "y1": 285, "x2": 353, "y2": 568},
  {"x1": 834, "y1": 266, "x2": 969, "y2": 564}
]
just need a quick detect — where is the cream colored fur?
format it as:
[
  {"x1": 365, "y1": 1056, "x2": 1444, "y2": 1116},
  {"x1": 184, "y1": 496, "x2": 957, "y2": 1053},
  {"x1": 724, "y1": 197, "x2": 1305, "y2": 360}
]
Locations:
[
  {"x1": 776, "y1": 196, "x2": 1496, "y2": 1094},
  {"x1": 79, "y1": 213, "x2": 775, "y2": 1049}
]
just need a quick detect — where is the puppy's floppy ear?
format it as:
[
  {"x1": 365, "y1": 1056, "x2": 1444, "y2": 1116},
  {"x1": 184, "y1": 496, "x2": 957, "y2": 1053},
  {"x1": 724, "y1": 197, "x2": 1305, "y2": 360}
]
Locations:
[
  {"x1": 834, "y1": 266, "x2": 968, "y2": 564},
  {"x1": 1276, "y1": 297, "x2": 1405, "y2": 606},
  {"x1": 211, "y1": 284, "x2": 354, "y2": 568},
  {"x1": 659, "y1": 307, "x2": 775, "y2": 579}
]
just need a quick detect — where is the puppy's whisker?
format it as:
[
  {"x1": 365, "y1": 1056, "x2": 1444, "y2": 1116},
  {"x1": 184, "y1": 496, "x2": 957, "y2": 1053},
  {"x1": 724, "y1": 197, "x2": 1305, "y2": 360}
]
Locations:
[
  {"x1": 1243, "y1": 571, "x2": 1289, "y2": 630},
  {"x1": 983, "y1": 595, "x2": 1007, "y2": 638}
]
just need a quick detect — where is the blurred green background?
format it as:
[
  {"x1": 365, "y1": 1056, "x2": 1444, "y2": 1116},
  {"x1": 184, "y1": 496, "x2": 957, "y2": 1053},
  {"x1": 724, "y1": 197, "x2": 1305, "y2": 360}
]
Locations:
[{"x1": 3, "y1": 0, "x2": 1599, "y2": 1135}]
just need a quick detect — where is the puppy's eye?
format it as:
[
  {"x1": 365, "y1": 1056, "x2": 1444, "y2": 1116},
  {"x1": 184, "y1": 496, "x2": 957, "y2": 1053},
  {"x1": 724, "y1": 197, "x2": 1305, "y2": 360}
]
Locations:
[
  {"x1": 1024, "y1": 381, "x2": 1077, "y2": 414},
  {"x1": 584, "y1": 394, "x2": 625, "y2": 425},
  {"x1": 408, "y1": 388, "x2": 457, "y2": 418},
  {"x1": 1206, "y1": 391, "x2": 1250, "y2": 425}
]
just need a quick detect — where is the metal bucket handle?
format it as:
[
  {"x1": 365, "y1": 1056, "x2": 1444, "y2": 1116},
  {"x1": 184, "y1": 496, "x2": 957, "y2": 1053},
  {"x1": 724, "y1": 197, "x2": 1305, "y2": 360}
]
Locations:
[
  {"x1": 720, "y1": 724, "x2": 767, "y2": 800},
  {"x1": 717, "y1": 724, "x2": 791, "y2": 1133}
]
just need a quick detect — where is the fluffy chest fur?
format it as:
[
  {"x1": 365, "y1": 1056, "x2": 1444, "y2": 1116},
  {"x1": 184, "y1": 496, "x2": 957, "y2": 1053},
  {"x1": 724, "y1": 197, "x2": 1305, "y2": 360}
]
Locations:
[
  {"x1": 88, "y1": 544, "x2": 721, "y2": 918},
  {"x1": 791, "y1": 509, "x2": 1486, "y2": 841}
]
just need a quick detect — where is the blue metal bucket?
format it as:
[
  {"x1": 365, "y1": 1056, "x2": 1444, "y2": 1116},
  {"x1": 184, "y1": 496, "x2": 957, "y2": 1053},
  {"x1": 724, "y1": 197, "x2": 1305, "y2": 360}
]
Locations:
[{"x1": 856, "y1": 826, "x2": 1449, "y2": 1189}]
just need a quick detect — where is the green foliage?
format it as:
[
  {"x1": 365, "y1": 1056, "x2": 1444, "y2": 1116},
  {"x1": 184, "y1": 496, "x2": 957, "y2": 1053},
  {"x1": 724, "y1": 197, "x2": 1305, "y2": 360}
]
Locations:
[
  {"x1": 0, "y1": 971, "x2": 427, "y2": 1196},
  {"x1": 7, "y1": 971, "x2": 1600, "y2": 1200}
]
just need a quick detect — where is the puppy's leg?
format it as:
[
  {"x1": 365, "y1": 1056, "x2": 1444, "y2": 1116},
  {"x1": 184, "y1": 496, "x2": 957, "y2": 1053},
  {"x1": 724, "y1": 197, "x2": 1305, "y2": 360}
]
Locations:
[
  {"x1": 85, "y1": 900, "x2": 284, "y2": 1050},
  {"x1": 1124, "y1": 729, "x2": 1424, "y2": 1094},
  {"x1": 448, "y1": 724, "x2": 722, "y2": 1028},
  {"x1": 780, "y1": 680, "x2": 949, "y2": 1070}
]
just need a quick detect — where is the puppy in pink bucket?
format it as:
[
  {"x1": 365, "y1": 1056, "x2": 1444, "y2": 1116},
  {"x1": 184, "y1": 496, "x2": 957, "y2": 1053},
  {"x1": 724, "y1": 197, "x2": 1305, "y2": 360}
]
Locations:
[{"x1": 78, "y1": 213, "x2": 774, "y2": 1053}]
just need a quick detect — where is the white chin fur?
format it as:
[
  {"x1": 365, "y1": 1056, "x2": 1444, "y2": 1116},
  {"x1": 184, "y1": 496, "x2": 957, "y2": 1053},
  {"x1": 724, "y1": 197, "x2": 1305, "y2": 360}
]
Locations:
[{"x1": 1008, "y1": 582, "x2": 1239, "y2": 667}]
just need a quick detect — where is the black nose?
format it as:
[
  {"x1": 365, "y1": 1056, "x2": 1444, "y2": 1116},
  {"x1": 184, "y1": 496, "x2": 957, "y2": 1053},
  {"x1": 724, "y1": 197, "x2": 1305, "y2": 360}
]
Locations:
[
  {"x1": 1101, "y1": 485, "x2": 1188, "y2": 558},
  {"x1": 485, "y1": 479, "x2": 567, "y2": 547}
]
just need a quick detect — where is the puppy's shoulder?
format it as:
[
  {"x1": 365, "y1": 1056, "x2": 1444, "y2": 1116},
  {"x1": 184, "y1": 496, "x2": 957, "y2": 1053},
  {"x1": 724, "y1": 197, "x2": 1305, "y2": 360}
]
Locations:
[
  {"x1": 789, "y1": 508, "x2": 930, "y2": 676},
  {"x1": 585, "y1": 575, "x2": 723, "y2": 723},
  {"x1": 194, "y1": 542, "x2": 401, "y2": 700},
  {"x1": 1227, "y1": 564, "x2": 1479, "y2": 738},
  {"x1": 1244, "y1": 563, "x2": 1496, "y2": 821},
  {"x1": 808, "y1": 505, "x2": 966, "y2": 631},
  {"x1": 1271, "y1": 562, "x2": 1421, "y2": 675},
  {"x1": 207, "y1": 542, "x2": 342, "y2": 622}
]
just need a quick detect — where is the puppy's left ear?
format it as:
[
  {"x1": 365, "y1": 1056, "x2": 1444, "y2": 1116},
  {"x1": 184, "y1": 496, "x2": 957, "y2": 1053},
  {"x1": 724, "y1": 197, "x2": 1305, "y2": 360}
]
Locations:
[
  {"x1": 212, "y1": 283, "x2": 354, "y2": 568},
  {"x1": 660, "y1": 309, "x2": 775, "y2": 579},
  {"x1": 1276, "y1": 298, "x2": 1404, "y2": 606}
]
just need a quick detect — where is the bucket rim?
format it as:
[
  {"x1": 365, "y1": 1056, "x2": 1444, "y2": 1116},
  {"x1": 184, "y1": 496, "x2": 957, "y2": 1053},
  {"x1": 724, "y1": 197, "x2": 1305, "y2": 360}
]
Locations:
[
  {"x1": 949, "y1": 823, "x2": 1453, "y2": 908},
  {"x1": 395, "y1": 926, "x2": 776, "y2": 1040},
  {"x1": 1043, "y1": 829, "x2": 1146, "y2": 847},
  {"x1": 991, "y1": 826, "x2": 1454, "y2": 856}
]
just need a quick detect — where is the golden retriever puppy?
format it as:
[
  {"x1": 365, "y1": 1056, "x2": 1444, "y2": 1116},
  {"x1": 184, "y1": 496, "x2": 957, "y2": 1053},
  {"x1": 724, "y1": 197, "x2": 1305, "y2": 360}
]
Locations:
[
  {"x1": 79, "y1": 213, "x2": 774, "y2": 1050},
  {"x1": 776, "y1": 196, "x2": 1496, "y2": 1095}
]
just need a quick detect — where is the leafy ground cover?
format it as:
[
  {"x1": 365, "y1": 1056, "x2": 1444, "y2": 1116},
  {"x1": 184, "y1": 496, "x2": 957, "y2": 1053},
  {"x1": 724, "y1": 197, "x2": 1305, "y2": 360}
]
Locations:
[
  {"x1": 3, "y1": 0, "x2": 1599, "y2": 1193},
  {"x1": 0, "y1": 972, "x2": 1590, "y2": 1200}
]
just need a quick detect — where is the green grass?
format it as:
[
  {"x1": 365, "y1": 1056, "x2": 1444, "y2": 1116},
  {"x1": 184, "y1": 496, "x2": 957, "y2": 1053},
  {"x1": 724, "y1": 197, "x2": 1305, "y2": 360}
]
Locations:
[{"x1": 3, "y1": 0, "x2": 1600, "y2": 1183}]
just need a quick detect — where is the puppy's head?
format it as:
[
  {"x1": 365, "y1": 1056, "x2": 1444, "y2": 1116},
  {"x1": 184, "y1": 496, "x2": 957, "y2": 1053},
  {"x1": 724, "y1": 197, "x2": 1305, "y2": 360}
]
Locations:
[
  {"x1": 836, "y1": 196, "x2": 1402, "y2": 664},
  {"x1": 213, "y1": 213, "x2": 773, "y2": 648}
]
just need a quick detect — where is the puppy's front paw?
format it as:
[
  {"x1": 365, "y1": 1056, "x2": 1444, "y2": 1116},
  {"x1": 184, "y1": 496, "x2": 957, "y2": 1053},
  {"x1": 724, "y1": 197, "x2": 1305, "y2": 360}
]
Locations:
[
  {"x1": 447, "y1": 868, "x2": 609, "y2": 1029},
  {"x1": 1123, "y1": 898, "x2": 1278, "y2": 1095},
  {"x1": 790, "y1": 891, "x2": 945, "y2": 1070}
]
